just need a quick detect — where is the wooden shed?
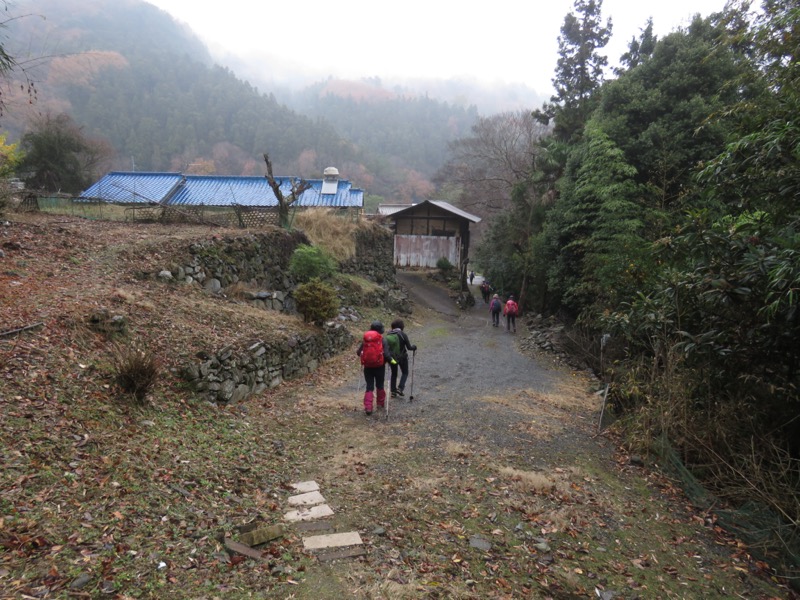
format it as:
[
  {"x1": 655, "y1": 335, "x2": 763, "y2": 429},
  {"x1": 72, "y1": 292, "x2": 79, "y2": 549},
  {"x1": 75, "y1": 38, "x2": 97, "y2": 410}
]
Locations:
[{"x1": 389, "y1": 200, "x2": 481, "y2": 268}]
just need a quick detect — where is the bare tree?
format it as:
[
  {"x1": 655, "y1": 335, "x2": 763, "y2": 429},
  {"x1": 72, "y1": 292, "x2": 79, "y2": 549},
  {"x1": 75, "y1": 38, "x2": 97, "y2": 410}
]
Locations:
[
  {"x1": 263, "y1": 153, "x2": 311, "y2": 229},
  {"x1": 437, "y1": 110, "x2": 549, "y2": 220}
]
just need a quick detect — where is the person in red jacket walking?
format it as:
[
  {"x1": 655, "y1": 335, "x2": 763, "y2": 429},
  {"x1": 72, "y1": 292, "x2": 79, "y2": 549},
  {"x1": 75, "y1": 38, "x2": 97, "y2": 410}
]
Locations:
[
  {"x1": 356, "y1": 321, "x2": 396, "y2": 416},
  {"x1": 504, "y1": 294, "x2": 519, "y2": 333}
]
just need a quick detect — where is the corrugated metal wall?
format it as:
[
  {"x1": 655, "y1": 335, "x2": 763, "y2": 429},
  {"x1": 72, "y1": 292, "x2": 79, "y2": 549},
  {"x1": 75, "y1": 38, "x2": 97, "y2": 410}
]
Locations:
[{"x1": 394, "y1": 234, "x2": 459, "y2": 268}]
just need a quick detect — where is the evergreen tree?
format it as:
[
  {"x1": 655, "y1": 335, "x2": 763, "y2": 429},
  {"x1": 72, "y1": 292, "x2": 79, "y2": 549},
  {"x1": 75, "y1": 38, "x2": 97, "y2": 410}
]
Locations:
[
  {"x1": 537, "y1": 0, "x2": 612, "y2": 142},
  {"x1": 616, "y1": 18, "x2": 657, "y2": 73},
  {"x1": 545, "y1": 122, "x2": 648, "y2": 319},
  {"x1": 595, "y1": 14, "x2": 747, "y2": 224},
  {"x1": 699, "y1": 0, "x2": 800, "y2": 223},
  {"x1": 18, "y1": 113, "x2": 109, "y2": 193}
]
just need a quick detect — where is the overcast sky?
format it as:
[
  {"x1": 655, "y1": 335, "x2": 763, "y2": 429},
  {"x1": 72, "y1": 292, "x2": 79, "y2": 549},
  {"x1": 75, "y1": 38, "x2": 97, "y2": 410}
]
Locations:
[{"x1": 147, "y1": 0, "x2": 729, "y2": 95}]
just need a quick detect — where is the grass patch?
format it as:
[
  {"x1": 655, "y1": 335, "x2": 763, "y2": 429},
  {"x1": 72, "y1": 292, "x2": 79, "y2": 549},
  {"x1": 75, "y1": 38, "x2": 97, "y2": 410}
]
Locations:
[{"x1": 293, "y1": 208, "x2": 358, "y2": 262}]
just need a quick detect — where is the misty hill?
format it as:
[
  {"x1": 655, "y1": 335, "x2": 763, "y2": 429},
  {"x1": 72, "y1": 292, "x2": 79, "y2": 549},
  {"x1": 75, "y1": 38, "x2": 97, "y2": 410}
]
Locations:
[
  {"x1": 2, "y1": 0, "x2": 529, "y2": 200},
  {"x1": 5, "y1": 0, "x2": 354, "y2": 177},
  {"x1": 282, "y1": 78, "x2": 480, "y2": 179}
]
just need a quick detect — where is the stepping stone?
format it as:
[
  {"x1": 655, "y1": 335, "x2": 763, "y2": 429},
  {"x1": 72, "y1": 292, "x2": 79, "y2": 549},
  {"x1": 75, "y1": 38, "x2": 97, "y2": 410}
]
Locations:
[
  {"x1": 316, "y1": 546, "x2": 367, "y2": 562},
  {"x1": 296, "y1": 521, "x2": 334, "y2": 533},
  {"x1": 238, "y1": 524, "x2": 285, "y2": 547},
  {"x1": 283, "y1": 504, "x2": 334, "y2": 522},
  {"x1": 288, "y1": 491, "x2": 326, "y2": 506},
  {"x1": 291, "y1": 481, "x2": 319, "y2": 493},
  {"x1": 303, "y1": 531, "x2": 363, "y2": 550},
  {"x1": 224, "y1": 538, "x2": 263, "y2": 560}
]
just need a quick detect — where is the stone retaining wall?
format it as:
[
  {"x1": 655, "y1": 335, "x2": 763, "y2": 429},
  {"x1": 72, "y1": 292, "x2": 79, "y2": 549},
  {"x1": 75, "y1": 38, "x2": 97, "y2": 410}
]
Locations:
[
  {"x1": 159, "y1": 224, "x2": 397, "y2": 403},
  {"x1": 182, "y1": 321, "x2": 352, "y2": 404},
  {"x1": 339, "y1": 225, "x2": 395, "y2": 286},
  {"x1": 164, "y1": 229, "x2": 309, "y2": 294}
]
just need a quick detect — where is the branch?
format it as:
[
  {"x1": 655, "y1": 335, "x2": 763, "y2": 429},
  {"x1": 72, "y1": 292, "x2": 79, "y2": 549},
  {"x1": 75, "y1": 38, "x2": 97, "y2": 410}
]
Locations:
[
  {"x1": 262, "y1": 153, "x2": 285, "y2": 207},
  {"x1": 0, "y1": 322, "x2": 44, "y2": 338}
]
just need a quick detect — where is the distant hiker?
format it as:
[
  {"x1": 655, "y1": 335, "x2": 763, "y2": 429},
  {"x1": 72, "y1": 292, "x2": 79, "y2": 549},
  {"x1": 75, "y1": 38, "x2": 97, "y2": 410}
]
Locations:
[
  {"x1": 480, "y1": 281, "x2": 491, "y2": 303},
  {"x1": 385, "y1": 318, "x2": 417, "y2": 398},
  {"x1": 356, "y1": 321, "x2": 396, "y2": 416},
  {"x1": 490, "y1": 293, "x2": 502, "y2": 327},
  {"x1": 469, "y1": 270, "x2": 475, "y2": 285},
  {"x1": 504, "y1": 294, "x2": 519, "y2": 333}
]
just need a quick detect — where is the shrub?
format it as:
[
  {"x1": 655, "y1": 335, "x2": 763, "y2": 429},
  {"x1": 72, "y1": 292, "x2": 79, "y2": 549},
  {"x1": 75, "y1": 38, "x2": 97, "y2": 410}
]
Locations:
[
  {"x1": 289, "y1": 244, "x2": 336, "y2": 282},
  {"x1": 112, "y1": 343, "x2": 160, "y2": 404},
  {"x1": 294, "y1": 277, "x2": 339, "y2": 324},
  {"x1": 436, "y1": 256, "x2": 454, "y2": 273}
]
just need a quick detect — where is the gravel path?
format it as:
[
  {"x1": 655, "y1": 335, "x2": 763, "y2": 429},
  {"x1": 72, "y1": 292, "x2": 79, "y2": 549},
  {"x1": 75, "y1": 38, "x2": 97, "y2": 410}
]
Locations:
[
  {"x1": 291, "y1": 270, "x2": 786, "y2": 599},
  {"x1": 356, "y1": 270, "x2": 610, "y2": 466}
]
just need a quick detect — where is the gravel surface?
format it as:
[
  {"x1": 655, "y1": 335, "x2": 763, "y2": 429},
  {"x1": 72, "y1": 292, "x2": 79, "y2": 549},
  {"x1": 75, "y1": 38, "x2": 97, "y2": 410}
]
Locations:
[{"x1": 358, "y1": 270, "x2": 611, "y2": 466}]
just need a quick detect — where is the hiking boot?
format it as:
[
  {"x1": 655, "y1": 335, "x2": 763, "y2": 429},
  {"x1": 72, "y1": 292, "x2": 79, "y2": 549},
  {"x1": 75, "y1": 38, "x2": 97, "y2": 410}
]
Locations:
[
  {"x1": 390, "y1": 392, "x2": 397, "y2": 398},
  {"x1": 396, "y1": 390, "x2": 405, "y2": 397},
  {"x1": 365, "y1": 410, "x2": 372, "y2": 416}
]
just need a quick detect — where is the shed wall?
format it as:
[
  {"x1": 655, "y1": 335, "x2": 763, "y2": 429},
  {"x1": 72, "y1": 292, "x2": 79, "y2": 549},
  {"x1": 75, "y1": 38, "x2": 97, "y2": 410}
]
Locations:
[{"x1": 394, "y1": 234, "x2": 459, "y2": 268}]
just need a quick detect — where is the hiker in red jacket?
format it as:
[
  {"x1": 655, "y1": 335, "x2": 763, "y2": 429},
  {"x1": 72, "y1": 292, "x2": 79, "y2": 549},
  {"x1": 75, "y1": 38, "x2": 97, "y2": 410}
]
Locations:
[
  {"x1": 504, "y1": 294, "x2": 519, "y2": 333},
  {"x1": 356, "y1": 321, "x2": 395, "y2": 416}
]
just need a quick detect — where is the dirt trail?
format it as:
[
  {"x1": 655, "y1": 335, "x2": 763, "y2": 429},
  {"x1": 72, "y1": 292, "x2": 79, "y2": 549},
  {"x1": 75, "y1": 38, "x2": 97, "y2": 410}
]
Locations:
[
  {"x1": 283, "y1": 272, "x2": 785, "y2": 599},
  {"x1": 378, "y1": 271, "x2": 604, "y2": 464}
]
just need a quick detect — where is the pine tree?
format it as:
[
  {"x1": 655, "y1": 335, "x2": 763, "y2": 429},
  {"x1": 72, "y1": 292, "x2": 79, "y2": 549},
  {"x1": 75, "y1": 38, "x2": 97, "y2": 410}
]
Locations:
[{"x1": 546, "y1": 0, "x2": 612, "y2": 142}]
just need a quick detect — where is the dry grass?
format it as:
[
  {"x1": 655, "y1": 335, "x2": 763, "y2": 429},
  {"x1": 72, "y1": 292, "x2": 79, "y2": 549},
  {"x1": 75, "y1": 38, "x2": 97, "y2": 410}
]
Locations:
[
  {"x1": 444, "y1": 440, "x2": 473, "y2": 458},
  {"x1": 222, "y1": 280, "x2": 257, "y2": 299},
  {"x1": 496, "y1": 465, "x2": 570, "y2": 495},
  {"x1": 407, "y1": 476, "x2": 449, "y2": 492},
  {"x1": 294, "y1": 208, "x2": 358, "y2": 261}
]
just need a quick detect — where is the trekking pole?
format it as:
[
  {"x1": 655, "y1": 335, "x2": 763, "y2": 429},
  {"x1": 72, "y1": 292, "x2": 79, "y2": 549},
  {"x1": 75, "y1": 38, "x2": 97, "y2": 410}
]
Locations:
[
  {"x1": 409, "y1": 350, "x2": 416, "y2": 402},
  {"x1": 597, "y1": 383, "x2": 610, "y2": 433}
]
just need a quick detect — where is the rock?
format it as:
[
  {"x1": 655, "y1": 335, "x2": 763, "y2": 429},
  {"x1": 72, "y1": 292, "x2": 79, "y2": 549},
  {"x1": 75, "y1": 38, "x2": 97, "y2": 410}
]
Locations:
[
  {"x1": 238, "y1": 524, "x2": 285, "y2": 547},
  {"x1": 204, "y1": 278, "x2": 221, "y2": 293},
  {"x1": 224, "y1": 538, "x2": 263, "y2": 560},
  {"x1": 469, "y1": 535, "x2": 491, "y2": 551},
  {"x1": 533, "y1": 541, "x2": 551, "y2": 552},
  {"x1": 158, "y1": 269, "x2": 173, "y2": 280},
  {"x1": 69, "y1": 573, "x2": 91, "y2": 590},
  {"x1": 629, "y1": 455, "x2": 645, "y2": 467}
]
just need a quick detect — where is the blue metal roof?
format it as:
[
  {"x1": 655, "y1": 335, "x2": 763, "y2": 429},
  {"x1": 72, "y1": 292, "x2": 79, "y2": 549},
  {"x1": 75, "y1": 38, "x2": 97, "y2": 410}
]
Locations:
[
  {"x1": 295, "y1": 179, "x2": 363, "y2": 208},
  {"x1": 79, "y1": 172, "x2": 183, "y2": 204},
  {"x1": 169, "y1": 176, "x2": 277, "y2": 206},
  {"x1": 79, "y1": 172, "x2": 363, "y2": 209}
]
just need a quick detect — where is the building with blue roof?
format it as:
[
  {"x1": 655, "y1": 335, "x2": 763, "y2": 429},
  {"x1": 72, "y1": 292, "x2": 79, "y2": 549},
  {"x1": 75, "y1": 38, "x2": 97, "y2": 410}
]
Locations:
[{"x1": 79, "y1": 167, "x2": 364, "y2": 218}]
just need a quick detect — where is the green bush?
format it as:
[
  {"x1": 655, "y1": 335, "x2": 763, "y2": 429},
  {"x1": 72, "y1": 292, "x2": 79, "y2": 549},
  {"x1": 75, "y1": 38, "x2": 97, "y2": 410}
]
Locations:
[
  {"x1": 112, "y1": 343, "x2": 160, "y2": 404},
  {"x1": 436, "y1": 256, "x2": 454, "y2": 273},
  {"x1": 289, "y1": 244, "x2": 336, "y2": 282},
  {"x1": 294, "y1": 277, "x2": 339, "y2": 324}
]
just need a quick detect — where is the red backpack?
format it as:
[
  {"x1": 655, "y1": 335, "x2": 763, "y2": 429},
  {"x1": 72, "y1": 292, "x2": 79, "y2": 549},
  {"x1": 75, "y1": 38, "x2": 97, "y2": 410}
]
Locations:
[
  {"x1": 360, "y1": 330, "x2": 384, "y2": 368},
  {"x1": 506, "y1": 300, "x2": 519, "y2": 316}
]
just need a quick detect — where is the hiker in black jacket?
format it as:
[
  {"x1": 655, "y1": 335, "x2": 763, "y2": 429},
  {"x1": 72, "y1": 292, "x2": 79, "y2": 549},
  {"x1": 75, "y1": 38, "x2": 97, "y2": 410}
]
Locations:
[{"x1": 385, "y1": 319, "x2": 417, "y2": 398}]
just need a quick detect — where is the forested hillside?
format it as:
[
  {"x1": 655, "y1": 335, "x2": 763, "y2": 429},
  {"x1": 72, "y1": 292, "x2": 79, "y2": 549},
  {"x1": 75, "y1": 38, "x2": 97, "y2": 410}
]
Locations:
[
  {"x1": 285, "y1": 78, "x2": 479, "y2": 180},
  {"x1": 3, "y1": 0, "x2": 354, "y2": 178},
  {"x1": 0, "y1": 0, "x2": 483, "y2": 200},
  {"x1": 437, "y1": 1, "x2": 800, "y2": 580}
]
